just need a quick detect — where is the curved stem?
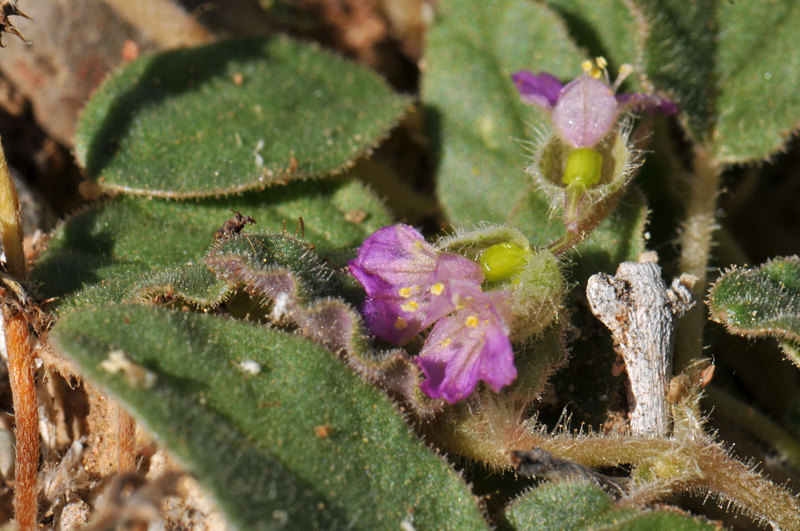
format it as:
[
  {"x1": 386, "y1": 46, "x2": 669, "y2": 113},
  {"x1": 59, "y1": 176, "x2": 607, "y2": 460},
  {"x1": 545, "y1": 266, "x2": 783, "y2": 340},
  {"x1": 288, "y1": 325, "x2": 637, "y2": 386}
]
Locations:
[{"x1": 546, "y1": 230, "x2": 584, "y2": 257}]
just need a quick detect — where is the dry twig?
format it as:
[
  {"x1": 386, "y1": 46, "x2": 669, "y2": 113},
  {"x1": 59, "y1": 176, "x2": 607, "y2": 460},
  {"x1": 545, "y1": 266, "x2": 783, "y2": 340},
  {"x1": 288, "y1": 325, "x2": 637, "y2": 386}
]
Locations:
[{"x1": 586, "y1": 253, "x2": 695, "y2": 436}]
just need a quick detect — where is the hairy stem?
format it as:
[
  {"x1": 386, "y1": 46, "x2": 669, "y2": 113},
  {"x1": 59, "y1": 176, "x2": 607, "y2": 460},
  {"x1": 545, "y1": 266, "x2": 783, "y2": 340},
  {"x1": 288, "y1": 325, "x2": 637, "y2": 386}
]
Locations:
[
  {"x1": 433, "y1": 413, "x2": 800, "y2": 528},
  {"x1": 0, "y1": 137, "x2": 37, "y2": 528},
  {"x1": 6, "y1": 314, "x2": 37, "y2": 529},
  {"x1": 675, "y1": 145, "x2": 722, "y2": 370}
]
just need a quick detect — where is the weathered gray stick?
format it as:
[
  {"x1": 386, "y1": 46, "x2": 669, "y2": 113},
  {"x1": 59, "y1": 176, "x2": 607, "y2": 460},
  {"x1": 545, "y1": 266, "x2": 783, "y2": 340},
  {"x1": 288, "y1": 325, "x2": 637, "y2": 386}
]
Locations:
[{"x1": 586, "y1": 253, "x2": 695, "y2": 437}]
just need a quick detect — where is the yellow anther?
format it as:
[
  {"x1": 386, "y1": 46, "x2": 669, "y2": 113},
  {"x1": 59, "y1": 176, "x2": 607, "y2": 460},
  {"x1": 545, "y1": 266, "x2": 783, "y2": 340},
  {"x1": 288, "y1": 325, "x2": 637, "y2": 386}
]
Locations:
[
  {"x1": 595, "y1": 56, "x2": 608, "y2": 69},
  {"x1": 581, "y1": 59, "x2": 593, "y2": 73},
  {"x1": 401, "y1": 301, "x2": 419, "y2": 313},
  {"x1": 440, "y1": 338, "x2": 452, "y2": 347},
  {"x1": 465, "y1": 315, "x2": 479, "y2": 328},
  {"x1": 398, "y1": 286, "x2": 413, "y2": 298},
  {"x1": 430, "y1": 283, "x2": 444, "y2": 296},
  {"x1": 394, "y1": 317, "x2": 408, "y2": 330}
]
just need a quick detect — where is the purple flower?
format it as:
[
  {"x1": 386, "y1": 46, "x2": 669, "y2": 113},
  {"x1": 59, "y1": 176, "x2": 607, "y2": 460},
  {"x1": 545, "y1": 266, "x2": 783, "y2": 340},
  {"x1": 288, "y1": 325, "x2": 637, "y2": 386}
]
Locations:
[
  {"x1": 349, "y1": 224, "x2": 483, "y2": 344},
  {"x1": 512, "y1": 60, "x2": 676, "y2": 148},
  {"x1": 350, "y1": 224, "x2": 518, "y2": 403},
  {"x1": 417, "y1": 286, "x2": 515, "y2": 403}
]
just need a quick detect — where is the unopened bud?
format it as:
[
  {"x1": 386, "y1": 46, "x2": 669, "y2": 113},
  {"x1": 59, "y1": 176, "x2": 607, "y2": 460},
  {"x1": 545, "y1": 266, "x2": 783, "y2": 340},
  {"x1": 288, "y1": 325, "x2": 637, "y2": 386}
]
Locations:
[
  {"x1": 562, "y1": 147, "x2": 603, "y2": 188},
  {"x1": 480, "y1": 243, "x2": 527, "y2": 282}
]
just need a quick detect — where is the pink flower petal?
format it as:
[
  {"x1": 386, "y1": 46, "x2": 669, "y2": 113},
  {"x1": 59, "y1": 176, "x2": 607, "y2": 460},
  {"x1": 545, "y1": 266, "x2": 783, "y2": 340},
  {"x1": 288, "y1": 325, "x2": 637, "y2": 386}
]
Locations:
[
  {"x1": 418, "y1": 290, "x2": 515, "y2": 403},
  {"x1": 349, "y1": 225, "x2": 483, "y2": 344},
  {"x1": 552, "y1": 75, "x2": 618, "y2": 148}
]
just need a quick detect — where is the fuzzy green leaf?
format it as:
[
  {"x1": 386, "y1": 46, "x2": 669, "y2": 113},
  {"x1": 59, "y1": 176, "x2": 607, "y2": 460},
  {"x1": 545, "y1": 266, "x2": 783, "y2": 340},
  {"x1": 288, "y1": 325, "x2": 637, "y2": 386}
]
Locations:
[
  {"x1": 632, "y1": 1, "x2": 800, "y2": 162},
  {"x1": 208, "y1": 233, "x2": 362, "y2": 304},
  {"x1": 75, "y1": 36, "x2": 410, "y2": 197},
  {"x1": 708, "y1": 257, "x2": 800, "y2": 364},
  {"x1": 504, "y1": 481, "x2": 713, "y2": 530},
  {"x1": 206, "y1": 233, "x2": 367, "y2": 356},
  {"x1": 630, "y1": 0, "x2": 715, "y2": 143},
  {"x1": 51, "y1": 304, "x2": 488, "y2": 529},
  {"x1": 31, "y1": 180, "x2": 390, "y2": 311},
  {"x1": 713, "y1": 2, "x2": 800, "y2": 162}
]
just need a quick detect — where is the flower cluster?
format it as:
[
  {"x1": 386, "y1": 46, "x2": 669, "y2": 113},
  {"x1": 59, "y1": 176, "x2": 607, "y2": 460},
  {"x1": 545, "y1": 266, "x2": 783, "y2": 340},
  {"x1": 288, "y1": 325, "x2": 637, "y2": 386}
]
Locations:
[{"x1": 349, "y1": 224, "x2": 515, "y2": 403}]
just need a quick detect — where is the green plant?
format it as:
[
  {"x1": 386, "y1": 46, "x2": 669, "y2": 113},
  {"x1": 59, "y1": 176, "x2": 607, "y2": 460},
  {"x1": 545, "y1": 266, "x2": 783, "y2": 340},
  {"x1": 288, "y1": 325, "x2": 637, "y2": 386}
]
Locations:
[{"x1": 10, "y1": 0, "x2": 800, "y2": 528}]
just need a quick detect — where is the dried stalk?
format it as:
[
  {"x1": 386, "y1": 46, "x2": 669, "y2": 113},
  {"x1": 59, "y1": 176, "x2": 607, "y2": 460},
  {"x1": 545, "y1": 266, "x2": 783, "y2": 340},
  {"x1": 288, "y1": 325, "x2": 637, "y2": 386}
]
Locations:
[
  {"x1": 7, "y1": 314, "x2": 36, "y2": 528},
  {"x1": 586, "y1": 253, "x2": 694, "y2": 436}
]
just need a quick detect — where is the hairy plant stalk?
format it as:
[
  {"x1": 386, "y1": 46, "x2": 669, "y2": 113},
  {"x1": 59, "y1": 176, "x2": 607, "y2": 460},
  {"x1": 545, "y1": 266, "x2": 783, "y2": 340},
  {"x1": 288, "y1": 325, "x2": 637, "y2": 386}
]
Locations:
[
  {"x1": 0, "y1": 136, "x2": 37, "y2": 528},
  {"x1": 6, "y1": 314, "x2": 36, "y2": 529},
  {"x1": 675, "y1": 145, "x2": 723, "y2": 370},
  {"x1": 436, "y1": 413, "x2": 800, "y2": 528},
  {"x1": 116, "y1": 405, "x2": 136, "y2": 472}
]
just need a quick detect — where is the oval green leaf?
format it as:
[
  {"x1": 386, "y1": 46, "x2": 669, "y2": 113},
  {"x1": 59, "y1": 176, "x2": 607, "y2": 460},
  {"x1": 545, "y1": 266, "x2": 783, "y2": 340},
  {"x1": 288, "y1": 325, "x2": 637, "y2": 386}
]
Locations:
[
  {"x1": 75, "y1": 36, "x2": 411, "y2": 197},
  {"x1": 713, "y1": 1, "x2": 800, "y2": 162},
  {"x1": 51, "y1": 304, "x2": 488, "y2": 529},
  {"x1": 708, "y1": 257, "x2": 800, "y2": 362}
]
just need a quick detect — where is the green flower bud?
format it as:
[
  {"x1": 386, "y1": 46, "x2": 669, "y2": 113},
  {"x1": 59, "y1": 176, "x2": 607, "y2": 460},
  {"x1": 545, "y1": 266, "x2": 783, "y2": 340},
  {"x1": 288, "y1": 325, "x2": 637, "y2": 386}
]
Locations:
[
  {"x1": 436, "y1": 224, "x2": 566, "y2": 341},
  {"x1": 480, "y1": 243, "x2": 527, "y2": 282},
  {"x1": 562, "y1": 147, "x2": 603, "y2": 188}
]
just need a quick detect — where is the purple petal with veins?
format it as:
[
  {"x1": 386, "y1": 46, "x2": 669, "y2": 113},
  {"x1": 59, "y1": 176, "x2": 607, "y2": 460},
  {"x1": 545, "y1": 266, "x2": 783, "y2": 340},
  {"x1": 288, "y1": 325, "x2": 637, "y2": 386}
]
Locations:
[
  {"x1": 552, "y1": 75, "x2": 619, "y2": 148},
  {"x1": 418, "y1": 288, "x2": 515, "y2": 403},
  {"x1": 349, "y1": 224, "x2": 483, "y2": 344}
]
